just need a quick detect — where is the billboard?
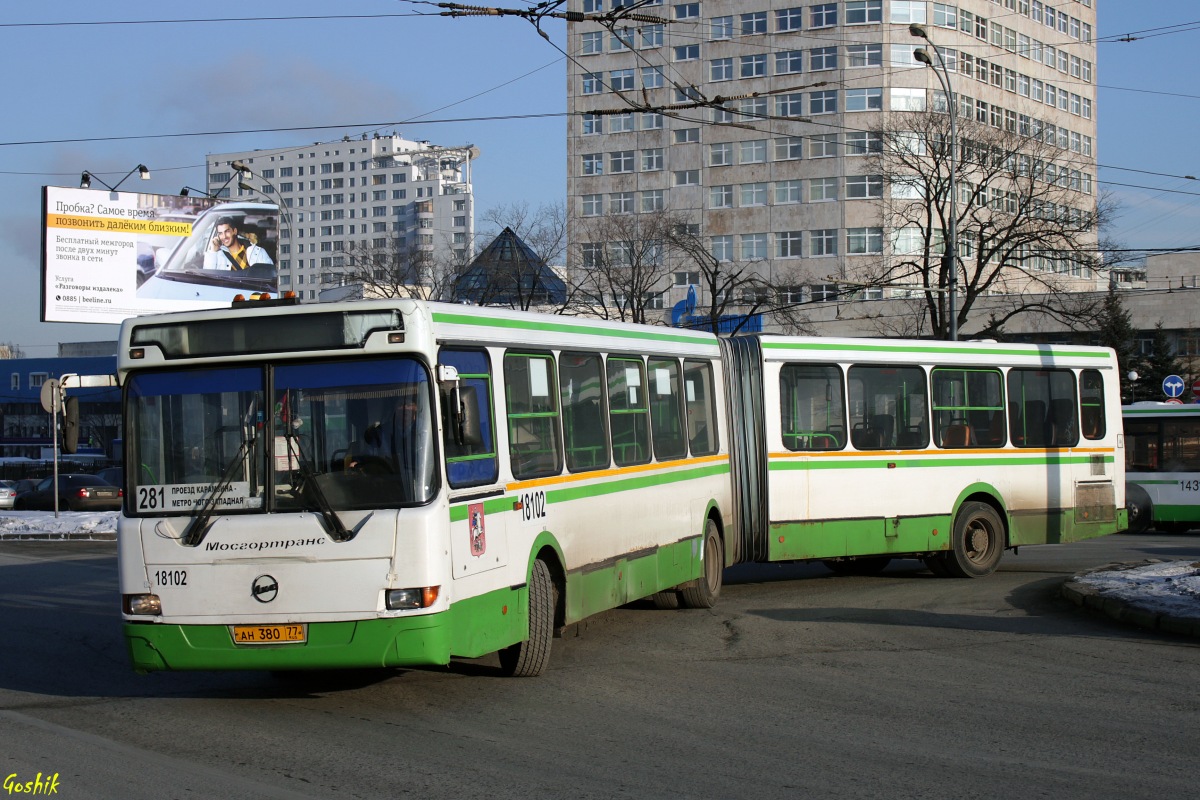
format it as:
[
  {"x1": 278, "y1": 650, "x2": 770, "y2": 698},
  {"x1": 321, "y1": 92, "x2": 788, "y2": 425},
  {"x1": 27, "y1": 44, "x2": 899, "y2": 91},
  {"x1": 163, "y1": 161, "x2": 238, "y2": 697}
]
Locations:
[{"x1": 42, "y1": 186, "x2": 280, "y2": 324}]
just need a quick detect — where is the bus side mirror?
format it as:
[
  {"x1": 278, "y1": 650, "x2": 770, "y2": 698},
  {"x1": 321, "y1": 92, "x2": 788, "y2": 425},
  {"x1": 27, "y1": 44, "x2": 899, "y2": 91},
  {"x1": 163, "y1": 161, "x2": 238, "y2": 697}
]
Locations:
[
  {"x1": 62, "y1": 396, "x2": 80, "y2": 454},
  {"x1": 450, "y1": 384, "x2": 482, "y2": 447}
]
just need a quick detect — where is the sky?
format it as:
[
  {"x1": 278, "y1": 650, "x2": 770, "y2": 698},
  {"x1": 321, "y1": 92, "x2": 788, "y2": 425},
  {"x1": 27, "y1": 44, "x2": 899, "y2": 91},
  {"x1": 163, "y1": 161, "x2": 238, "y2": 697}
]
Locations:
[{"x1": 1, "y1": 0, "x2": 1198, "y2": 354}]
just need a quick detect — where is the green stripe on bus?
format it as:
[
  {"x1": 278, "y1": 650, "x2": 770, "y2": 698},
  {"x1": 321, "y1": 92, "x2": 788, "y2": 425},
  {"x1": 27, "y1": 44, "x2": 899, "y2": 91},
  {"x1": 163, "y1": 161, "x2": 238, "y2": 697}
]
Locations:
[
  {"x1": 769, "y1": 454, "x2": 1112, "y2": 470},
  {"x1": 431, "y1": 312, "x2": 715, "y2": 346},
  {"x1": 449, "y1": 463, "x2": 730, "y2": 520},
  {"x1": 1128, "y1": 479, "x2": 1180, "y2": 486},
  {"x1": 761, "y1": 341, "x2": 1109, "y2": 359}
]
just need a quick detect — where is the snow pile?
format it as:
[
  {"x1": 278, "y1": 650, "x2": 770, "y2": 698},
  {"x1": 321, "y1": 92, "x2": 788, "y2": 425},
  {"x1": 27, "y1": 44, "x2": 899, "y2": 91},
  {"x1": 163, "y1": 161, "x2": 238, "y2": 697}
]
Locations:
[
  {"x1": 0, "y1": 510, "x2": 117, "y2": 537},
  {"x1": 1074, "y1": 560, "x2": 1200, "y2": 617}
]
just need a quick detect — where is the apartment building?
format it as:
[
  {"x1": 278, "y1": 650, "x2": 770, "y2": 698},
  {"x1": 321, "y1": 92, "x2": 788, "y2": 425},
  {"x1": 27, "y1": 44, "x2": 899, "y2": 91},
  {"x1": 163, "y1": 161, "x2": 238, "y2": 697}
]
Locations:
[
  {"x1": 566, "y1": 0, "x2": 1099, "y2": 321},
  {"x1": 207, "y1": 135, "x2": 477, "y2": 301}
]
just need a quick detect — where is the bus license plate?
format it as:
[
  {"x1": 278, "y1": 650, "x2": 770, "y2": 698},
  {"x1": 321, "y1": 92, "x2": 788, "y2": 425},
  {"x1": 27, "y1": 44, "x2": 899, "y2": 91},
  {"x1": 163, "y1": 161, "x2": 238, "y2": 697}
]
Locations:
[{"x1": 231, "y1": 624, "x2": 307, "y2": 645}]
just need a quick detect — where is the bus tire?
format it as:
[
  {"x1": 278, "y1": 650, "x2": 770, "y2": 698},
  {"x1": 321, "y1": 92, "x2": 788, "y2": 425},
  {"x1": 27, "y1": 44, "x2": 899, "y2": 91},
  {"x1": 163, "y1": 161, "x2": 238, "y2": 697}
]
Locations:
[
  {"x1": 1124, "y1": 483, "x2": 1152, "y2": 535},
  {"x1": 651, "y1": 591, "x2": 681, "y2": 609},
  {"x1": 944, "y1": 501, "x2": 1005, "y2": 578},
  {"x1": 498, "y1": 559, "x2": 555, "y2": 678},
  {"x1": 823, "y1": 557, "x2": 891, "y2": 575},
  {"x1": 923, "y1": 554, "x2": 952, "y2": 577},
  {"x1": 680, "y1": 519, "x2": 723, "y2": 609}
]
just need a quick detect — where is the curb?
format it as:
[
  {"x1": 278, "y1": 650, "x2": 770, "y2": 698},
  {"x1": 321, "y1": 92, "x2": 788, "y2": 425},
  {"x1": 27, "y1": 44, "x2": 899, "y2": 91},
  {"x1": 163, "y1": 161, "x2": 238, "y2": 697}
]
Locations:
[
  {"x1": 1061, "y1": 559, "x2": 1200, "y2": 638},
  {"x1": 0, "y1": 532, "x2": 115, "y2": 542}
]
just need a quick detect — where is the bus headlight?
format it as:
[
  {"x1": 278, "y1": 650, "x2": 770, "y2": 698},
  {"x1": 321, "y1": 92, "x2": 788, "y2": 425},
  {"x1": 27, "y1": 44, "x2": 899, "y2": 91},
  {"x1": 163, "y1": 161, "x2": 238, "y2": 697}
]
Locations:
[
  {"x1": 385, "y1": 586, "x2": 440, "y2": 610},
  {"x1": 124, "y1": 594, "x2": 162, "y2": 616}
]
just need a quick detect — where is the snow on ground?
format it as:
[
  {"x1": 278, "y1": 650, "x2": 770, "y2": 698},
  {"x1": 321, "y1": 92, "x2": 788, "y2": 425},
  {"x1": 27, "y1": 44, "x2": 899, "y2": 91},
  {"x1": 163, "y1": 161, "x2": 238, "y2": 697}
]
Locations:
[
  {"x1": 0, "y1": 510, "x2": 116, "y2": 537},
  {"x1": 1073, "y1": 560, "x2": 1200, "y2": 618}
]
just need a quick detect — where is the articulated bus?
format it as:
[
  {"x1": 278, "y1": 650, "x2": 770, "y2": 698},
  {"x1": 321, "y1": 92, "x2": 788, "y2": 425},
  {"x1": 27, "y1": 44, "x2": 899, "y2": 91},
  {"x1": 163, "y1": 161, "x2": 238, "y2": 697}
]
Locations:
[
  {"x1": 115, "y1": 299, "x2": 1125, "y2": 676},
  {"x1": 1122, "y1": 402, "x2": 1200, "y2": 534}
]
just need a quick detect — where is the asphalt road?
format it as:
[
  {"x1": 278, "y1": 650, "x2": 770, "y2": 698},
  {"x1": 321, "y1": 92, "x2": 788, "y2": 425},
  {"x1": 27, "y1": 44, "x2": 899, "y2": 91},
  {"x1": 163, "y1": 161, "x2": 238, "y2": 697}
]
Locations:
[{"x1": 1, "y1": 533, "x2": 1197, "y2": 800}]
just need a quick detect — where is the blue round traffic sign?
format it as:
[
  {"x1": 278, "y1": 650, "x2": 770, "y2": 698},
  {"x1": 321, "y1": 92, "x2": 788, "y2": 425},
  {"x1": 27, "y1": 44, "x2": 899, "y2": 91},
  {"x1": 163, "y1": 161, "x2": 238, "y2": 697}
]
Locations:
[{"x1": 1163, "y1": 374, "x2": 1185, "y2": 398}]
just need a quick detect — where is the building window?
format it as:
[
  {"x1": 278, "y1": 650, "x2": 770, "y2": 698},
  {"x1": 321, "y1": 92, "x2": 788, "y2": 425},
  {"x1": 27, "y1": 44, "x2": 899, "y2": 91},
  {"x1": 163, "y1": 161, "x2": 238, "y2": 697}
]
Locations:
[
  {"x1": 582, "y1": 194, "x2": 602, "y2": 216},
  {"x1": 890, "y1": 1, "x2": 927, "y2": 24},
  {"x1": 739, "y1": 140, "x2": 767, "y2": 164},
  {"x1": 810, "y1": 230, "x2": 837, "y2": 257},
  {"x1": 674, "y1": 44, "x2": 700, "y2": 61},
  {"x1": 711, "y1": 16, "x2": 733, "y2": 39},
  {"x1": 582, "y1": 113, "x2": 602, "y2": 135},
  {"x1": 581, "y1": 31, "x2": 603, "y2": 54},
  {"x1": 810, "y1": 177, "x2": 837, "y2": 202},
  {"x1": 811, "y1": 3, "x2": 837, "y2": 27},
  {"x1": 610, "y1": 113, "x2": 635, "y2": 132},
  {"x1": 845, "y1": 88, "x2": 883, "y2": 111},
  {"x1": 674, "y1": 170, "x2": 700, "y2": 186},
  {"x1": 809, "y1": 90, "x2": 838, "y2": 115},
  {"x1": 674, "y1": 128, "x2": 699, "y2": 144},
  {"x1": 776, "y1": 50, "x2": 803, "y2": 74},
  {"x1": 641, "y1": 148, "x2": 664, "y2": 171},
  {"x1": 674, "y1": 2, "x2": 699, "y2": 19},
  {"x1": 740, "y1": 54, "x2": 767, "y2": 77},
  {"x1": 845, "y1": 131, "x2": 883, "y2": 155},
  {"x1": 846, "y1": 0, "x2": 882, "y2": 25},
  {"x1": 891, "y1": 87, "x2": 926, "y2": 111},
  {"x1": 710, "y1": 185, "x2": 733, "y2": 208},
  {"x1": 582, "y1": 73, "x2": 603, "y2": 94},
  {"x1": 640, "y1": 112, "x2": 664, "y2": 130},
  {"x1": 846, "y1": 175, "x2": 883, "y2": 199},
  {"x1": 739, "y1": 183, "x2": 768, "y2": 206},
  {"x1": 740, "y1": 233, "x2": 768, "y2": 260},
  {"x1": 847, "y1": 227, "x2": 884, "y2": 254},
  {"x1": 710, "y1": 58, "x2": 733, "y2": 82},
  {"x1": 642, "y1": 66, "x2": 664, "y2": 88},
  {"x1": 610, "y1": 192, "x2": 635, "y2": 214},
  {"x1": 641, "y1": 190, "x2": 664, "y2": 212},
  {"x1": 775, "y1": 180, "x2": 803, "y2": 204},
  {"x1": 774, "y1": 136, "x2": 803, "y2": 160},
  {"x1": 740, "y1": 12, "x2": 767, "y2": 35},
  {"x1": 582, "y1": 153, "x2": 603, "y2": 176},
  {"x1": 847, "y1": 43, "x2": 883, "y2": 68},
  {"x1": 810, "y1": 134, "x2": 838, "y2": 158},
  {"x1": 711, "y1": 235, "x2": 734, "y2": 261},
  {"x1": 710, "y1": 142, "x2": 733, "y2": 166},
  {"x1": 610, "y1": 69, "x2": 635, "y2": 91},
  {"x1": 610, "y1": 151, "x2": 635, "y2": 173},
  {"x1": 777, "y1": 7, "x2": 803, "y2": 32},
  {"x1": 776, "y1": 231, "x2": 803, "y2": 257},
  {"x1": 810, "y1": 47, "x2": 838, "y2": 71}
]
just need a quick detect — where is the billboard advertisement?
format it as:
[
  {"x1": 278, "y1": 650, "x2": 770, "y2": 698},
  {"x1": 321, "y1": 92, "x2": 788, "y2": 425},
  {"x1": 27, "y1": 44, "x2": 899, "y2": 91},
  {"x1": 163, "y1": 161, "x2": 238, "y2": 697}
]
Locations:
[{"x1": 42, "y1": 186, "x2": 280, "y2": 324}]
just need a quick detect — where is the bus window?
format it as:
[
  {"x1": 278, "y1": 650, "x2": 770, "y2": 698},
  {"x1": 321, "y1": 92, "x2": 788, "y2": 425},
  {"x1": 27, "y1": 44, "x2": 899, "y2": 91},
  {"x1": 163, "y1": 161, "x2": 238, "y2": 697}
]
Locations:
[
  {"x1": 1008, "y1": 368, "x2": 1077, "y2": 447},
  {"x1": 848, "y1": 365, "x2": 927, "y2": 450},
  {"x1": 559, "y1": 352, "x2": 609, "y2": 472},
  {"x1": 779, "y1": 364, "x2": 845, "y2": 451},
  {"x1": 1162, "y1": 419, "x2": 1200, "y2": 471},
  {"x1": 607, "y1": 357, "x2": 651, "y2": 466},
  {"x1": 440, "y1": 348, "x2": 499, "y2": 488},
  {"x1": 931, "y1": 368, "x2": 1004, "y2": 448},
  {"x1": 684, "y1": 359, "x2": 719, "y2": 456},
  {"x1": 1080, "y1": 370, "x2": 1105, "y2": 440},
  {"x1": 648, "y1": 358, "x2": 687, "y2": 461},
  {"x1": 504, "y1": 353, "x2": 563, "y2": 479}
]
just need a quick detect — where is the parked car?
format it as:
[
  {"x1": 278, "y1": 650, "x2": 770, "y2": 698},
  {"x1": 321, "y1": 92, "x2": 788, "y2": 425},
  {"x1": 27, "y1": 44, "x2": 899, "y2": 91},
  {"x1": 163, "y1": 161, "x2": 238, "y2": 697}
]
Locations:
[
  {"x1": 12, "y1": 473, "x2": 122, "y2": 512},
  {"x1": 0, "y1": 479, "x2": 17, "y2": 509},
  {"x1": 96, "y1": 466, "x2": 124, "y2": 491}
]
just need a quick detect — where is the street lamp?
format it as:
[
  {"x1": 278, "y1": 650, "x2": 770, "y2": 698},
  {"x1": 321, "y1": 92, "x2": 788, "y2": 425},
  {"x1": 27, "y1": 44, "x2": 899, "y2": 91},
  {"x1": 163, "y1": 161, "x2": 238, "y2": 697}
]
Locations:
[{"x1": 910, "y1": 24, "x2": 958, "y2": 341}]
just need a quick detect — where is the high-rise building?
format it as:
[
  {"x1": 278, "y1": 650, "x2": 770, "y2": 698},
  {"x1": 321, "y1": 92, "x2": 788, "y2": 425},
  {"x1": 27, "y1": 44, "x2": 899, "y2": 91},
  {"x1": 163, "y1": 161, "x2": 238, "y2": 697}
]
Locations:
[
  {"x1": 566, "y1": 0, "x2": 1098, "y2": 325},
  {"x1": 207, "y1": 135, "x2": 477, "y2": 301}
]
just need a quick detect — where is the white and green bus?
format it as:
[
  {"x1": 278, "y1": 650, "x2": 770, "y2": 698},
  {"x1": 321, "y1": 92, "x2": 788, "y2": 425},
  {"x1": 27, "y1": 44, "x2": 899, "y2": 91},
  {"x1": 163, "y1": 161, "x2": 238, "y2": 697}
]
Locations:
[
  {"x1": 1122, "y1": 402, "x2": 1200, "y2": 534},
  {"x1": 117, "y1": 299, "x2": 730, "y2": 675},
  {"x1": 721, "y1": 336, "x2": 1126, "y2": 577},
  {"x1": 115, "y1": 298, "x2": 1126, "y2": 676}
]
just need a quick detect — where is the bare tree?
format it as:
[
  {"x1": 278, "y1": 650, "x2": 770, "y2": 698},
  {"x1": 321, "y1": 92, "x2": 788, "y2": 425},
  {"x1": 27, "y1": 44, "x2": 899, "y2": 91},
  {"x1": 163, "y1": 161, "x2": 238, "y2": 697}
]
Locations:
[
  {"x1": 571, "y1": 211, "x2": 678, "y2": 324},
  {"x1": 862, "y1": 109, "x2": 1112, "y2": 339},
  {"x1": 339, "y1": 238, "x2": 465, "y2": 301}
]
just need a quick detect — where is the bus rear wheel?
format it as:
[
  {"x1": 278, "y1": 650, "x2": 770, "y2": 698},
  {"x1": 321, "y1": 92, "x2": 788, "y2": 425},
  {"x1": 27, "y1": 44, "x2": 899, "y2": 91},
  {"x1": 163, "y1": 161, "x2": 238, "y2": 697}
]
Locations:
[
  {"x1": 944, "y1": 501, "x2": 1005, "y2": 578},
  {"x1": 680, "y1": 519, "x2": 723, "y2": 609},
  {"x1": 498, "y1": 559, "x2": 555, "y2": 677}
]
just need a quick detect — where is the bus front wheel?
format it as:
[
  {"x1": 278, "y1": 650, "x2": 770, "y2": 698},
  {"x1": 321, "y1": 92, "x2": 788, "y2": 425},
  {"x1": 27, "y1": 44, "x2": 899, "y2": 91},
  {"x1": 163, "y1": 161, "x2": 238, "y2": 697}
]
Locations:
[
  {"x1": 944, "y1": 502, "x2": 1005, "y2": 578},
  {"x1": 680, "y1": 519, "x2": 723, "y2": 609},
  {"x1": 498, "y1": 559, "x2": 555, "y2": 677}
]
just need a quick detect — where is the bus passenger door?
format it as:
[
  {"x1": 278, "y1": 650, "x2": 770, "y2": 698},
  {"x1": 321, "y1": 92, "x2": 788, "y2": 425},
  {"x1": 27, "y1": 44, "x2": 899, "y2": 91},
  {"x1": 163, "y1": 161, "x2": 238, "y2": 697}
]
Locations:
[{"x1": 441, "y1": 348, "x2": 509, "y2": 579}]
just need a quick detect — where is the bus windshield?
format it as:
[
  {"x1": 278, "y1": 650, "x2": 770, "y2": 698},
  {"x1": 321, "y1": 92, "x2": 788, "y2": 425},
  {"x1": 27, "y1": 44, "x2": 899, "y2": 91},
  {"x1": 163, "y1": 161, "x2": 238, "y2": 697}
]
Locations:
[{"x1": 127, "y1": 358, "x2": 436, "y2": 517}]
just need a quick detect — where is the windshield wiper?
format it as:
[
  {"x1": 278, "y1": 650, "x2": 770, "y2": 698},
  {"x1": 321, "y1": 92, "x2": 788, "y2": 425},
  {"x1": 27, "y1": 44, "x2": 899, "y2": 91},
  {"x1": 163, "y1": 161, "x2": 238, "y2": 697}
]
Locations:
[
  {"x1": 181, "y1": 398, "x2": 260, "y2": 547},
  {"x1": 284, "y1": 432, "x2": 353, "y2": 543}
]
